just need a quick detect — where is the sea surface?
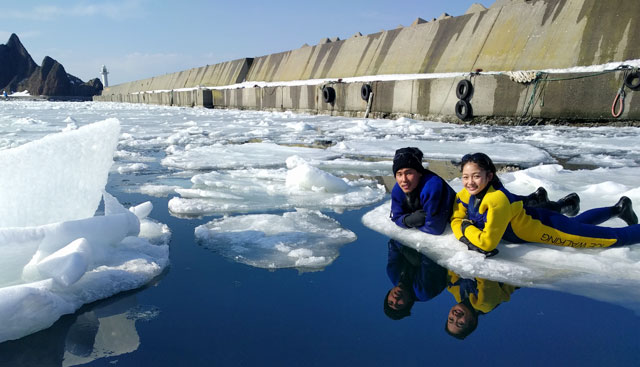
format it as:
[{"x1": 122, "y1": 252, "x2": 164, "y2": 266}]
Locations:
[{"x1": 0, "y1": 185, "x2": 638, "y2": 366}]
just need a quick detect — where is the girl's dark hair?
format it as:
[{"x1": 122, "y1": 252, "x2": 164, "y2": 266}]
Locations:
[
  {"x1": 460, "y1": 152, "x2": 500, "y2": 184},
  {"x1": 460, "y1": 152, "x2": 496, "y2": 174}
]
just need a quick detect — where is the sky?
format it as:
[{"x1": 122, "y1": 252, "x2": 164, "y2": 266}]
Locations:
[{"x1": 0, "y1": 0, "x2": 495, "y2": 85}]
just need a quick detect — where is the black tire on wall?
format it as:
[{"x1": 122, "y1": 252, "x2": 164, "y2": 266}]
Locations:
[
  {"x1": 624, "y1": 72, "x2": 640, "y2": 91},
  {"x1": 322, "y1": 86, "x2": 336, "y2": 103},
  {"x1": 456, "y1": 79, "x2": 473, "y2": 100},
  {"x1": 361, "y1": 84, "x2": 372, "y2": 101},
  {"x1": 455, "y1": 100, "x2": 473, "y2": 120}
]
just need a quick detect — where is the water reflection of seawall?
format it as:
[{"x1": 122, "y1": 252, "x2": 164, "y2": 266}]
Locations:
[
  {"x1": 0, "y1": 292, "x2": 159, "y2": 366},
  {"x1": 382, "y1": 239, "x2": 517, "y2": 339}
]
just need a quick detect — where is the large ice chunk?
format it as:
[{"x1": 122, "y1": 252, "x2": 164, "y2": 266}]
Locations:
[
  {"x1": 195, "y1": 209, "x2": 356, "y2": 269},
  {"x1": 0, "y1": 194, "x2": 170, "y2": 343},
  {"x1": 0, "y1": 120, "x2": 171, "y2": 343},
  {"x1": 162, "y1": 142, "x2": 340, "y2": 170},
  {"x1": 0, "y1": 118, "x2": 121, "y2": 227},
  {"x1": 168, "y1": 158, "x2": 386, "y2": 216}
]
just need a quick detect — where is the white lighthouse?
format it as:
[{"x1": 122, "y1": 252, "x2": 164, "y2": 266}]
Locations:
[{"x1": 100, "y1": 65, "x2": 109, "y2": 87}]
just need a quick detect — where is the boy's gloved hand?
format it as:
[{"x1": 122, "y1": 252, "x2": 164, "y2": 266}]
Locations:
[{"x1": 403, "y1": 210, "x2": 426, "y2": 228}]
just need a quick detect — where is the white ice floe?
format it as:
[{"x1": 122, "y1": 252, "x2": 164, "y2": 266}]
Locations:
[
  {"x1": 168, "y1": 157, "x2": 386, "y2": 216},
  {"x1": 0, "y1": 121, "x2": 171, "y2": 343},
  {"x1": 116, "y1": 162, "x2": 149, "y2": 174},
  {"x1": 195, "y1": 209, "x2": 356, "y2": 269},
  {"x1": 329, "y1": 138, "x2": 554, "y2": 166},
  {"x1": 161, "y1": 142, "x2": 340, "y2": 170}
]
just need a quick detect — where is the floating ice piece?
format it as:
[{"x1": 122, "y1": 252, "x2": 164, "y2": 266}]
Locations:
[
  {"x1": 135, "y1": 184, "x2": 183, "y2": 197},
  {"x1": 363, "y1": 201, "x2": 640, "y2": 285},
  {"x1": 0, "y1": 119, "x2": 170, "y2": 343},
  {"x1": 161, "y1": 142, "x2": 340, "y2": 170},
  {"x1": 168, "y1": 162, "x2": 386, "y2": 216},
  {"x1": 285, "y1": 157, "x2": 350, "y2": 193},
  {"x1": 129, "y1": 201, "x2": 153, "y2": 219},
  {"x1": 0, "y1": 118, "x2": 120, "y2": 227},
  {"x1": 328, "y1": 139, "x2": 554, "y2": 166},
  {"x1": 195, "y1": 209, "x2": 356, "y2": 269},
  {"x1": 116, "y1": 162, "x2": 149, "y2": 174},
  {"x1": 0, "y1": 194, "x2": 170, "y2": 343}
]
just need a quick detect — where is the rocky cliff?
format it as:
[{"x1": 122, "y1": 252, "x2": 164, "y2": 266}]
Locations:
[{"x1": 0, "y1": 33, "x2": 102, "y2": 97}]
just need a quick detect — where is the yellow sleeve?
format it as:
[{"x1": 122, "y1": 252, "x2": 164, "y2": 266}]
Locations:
[
  {"x1": 450, "y1": 189, "x2": 470, "y2": 240},
  {"x1": 462, "y1": 190, "x2": 512, "y2": 252}
]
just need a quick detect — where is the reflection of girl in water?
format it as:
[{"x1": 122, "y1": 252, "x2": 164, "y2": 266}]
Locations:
[
  {"x1": 452, "y1": 153, "x2": 640, "y2": 257},
  {"x1": 445, "y1": 271, "x2": 517, "y2": 339},
  {"x1": 383, "y1": 239, "x2": 447, "y2": 320}
]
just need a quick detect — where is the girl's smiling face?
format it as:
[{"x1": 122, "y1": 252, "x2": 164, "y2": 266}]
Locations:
[{"x1": 462, "y1": 162, "x2": 493, "y2": 195}]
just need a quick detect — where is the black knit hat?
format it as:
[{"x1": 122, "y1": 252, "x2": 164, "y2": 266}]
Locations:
[{"x1": 393, "y1": 147, "x2": 426, "y2": 175}]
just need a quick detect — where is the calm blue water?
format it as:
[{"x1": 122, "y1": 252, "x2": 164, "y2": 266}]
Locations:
[{"x1": 0, "y1": 177, "x2": 639, "y2": 367}]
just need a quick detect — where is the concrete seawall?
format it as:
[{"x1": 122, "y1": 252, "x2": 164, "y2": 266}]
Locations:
[
  {"x1": 210, "y1": 71, "x2": 639, "y2": 123},
  {"x1": 97, "y1": 58, "x2": 252, "y2": 107},
  {"x1": 94, "y1": 0, "x2": 640, "y2": 123}
]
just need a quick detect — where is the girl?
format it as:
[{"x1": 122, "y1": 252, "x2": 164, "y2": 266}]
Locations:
[{"x1": 451, "y1": 153, "x2": 639, "y2": 257}]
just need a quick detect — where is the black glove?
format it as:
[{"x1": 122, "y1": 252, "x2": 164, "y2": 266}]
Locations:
[
  {"x1": 460, "y1": 219, "x2": 475, "y2": 234},
  {"x1": 402, "y1": 210, "x2": 426, "y2": 228},
  {"x1": 459, "y1": 236, "x2": 499, "y2": 257}
]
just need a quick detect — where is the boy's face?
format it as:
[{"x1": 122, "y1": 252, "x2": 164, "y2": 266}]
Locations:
[
  {"x1": 395, "y1": 168, "x2": 422, "y2": 193},
  {"x1": 387, "y1": 285, "x2": 411, "y2": 310}
]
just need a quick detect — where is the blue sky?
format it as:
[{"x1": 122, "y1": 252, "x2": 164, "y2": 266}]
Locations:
[{"x1": 0, "y1": 0, "x2": 495, "y2": 85}]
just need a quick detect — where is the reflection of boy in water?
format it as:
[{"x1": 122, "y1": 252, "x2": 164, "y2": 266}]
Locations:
[
  {"x1": 383, "y1": 239, "x2": 447, "y2": 320},
  {"x1": 444, "y1": 271, "x2": 517, "y2": 339}
]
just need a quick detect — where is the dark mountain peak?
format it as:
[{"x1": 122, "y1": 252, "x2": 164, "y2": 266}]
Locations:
[
  {"x1": 7, "y1": 33, "x2": 21, "y2": 47},
  {"x1": 1, "y1": 33, "x2": 100, "y2": 97},
  {"x1": 41, "y1": 56, "x2": 58, "y2": 74},
  {"x1": 5, "y1": 33, "x2": 33, "y2": 60}
]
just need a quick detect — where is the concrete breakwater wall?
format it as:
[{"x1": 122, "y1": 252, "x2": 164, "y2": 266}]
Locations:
[
  {"x1": 211, "y1": 71, "x2": 639, "y2": 122},
  {"x1": 95, "y1": 0, "x2": 640, "y2": 122},
  {"x1": 97, "y1": 58, "x2": 252, "y2": 106}
]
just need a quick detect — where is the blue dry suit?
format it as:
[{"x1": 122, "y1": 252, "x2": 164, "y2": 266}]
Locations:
[
  {"x1": 390, "y1": 171, "x2": 457, "y2": 235},
  {"x1": 386, "y1": 239, "x2": 447, "y2": 301},
  {"x1": 451, "y1": 180, "x2": 640, "y2": 252}
]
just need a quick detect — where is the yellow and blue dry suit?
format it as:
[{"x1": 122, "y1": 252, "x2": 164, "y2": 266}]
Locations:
[{"x1": 451, "y1": 180, "x2": 640, "y2": 254}]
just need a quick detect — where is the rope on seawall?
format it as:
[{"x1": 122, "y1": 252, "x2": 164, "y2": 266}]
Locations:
[{"x1": 516, "y1": 65, "x2": 637, "y2": 123}]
